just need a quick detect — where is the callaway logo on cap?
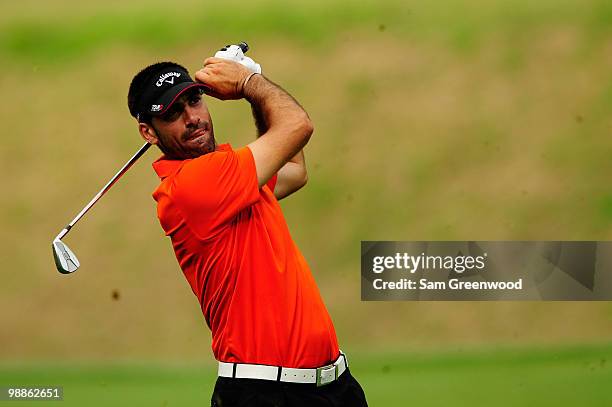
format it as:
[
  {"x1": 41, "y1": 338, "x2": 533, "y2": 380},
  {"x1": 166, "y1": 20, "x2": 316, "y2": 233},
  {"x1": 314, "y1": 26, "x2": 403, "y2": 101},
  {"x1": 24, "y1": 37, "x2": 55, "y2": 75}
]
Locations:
[
  {"x1": 156, "y1": 72, "x2": 181, "y2": 87},
  {"x1": 135, "y1": 66, "x2": 206, "y2": 120}
]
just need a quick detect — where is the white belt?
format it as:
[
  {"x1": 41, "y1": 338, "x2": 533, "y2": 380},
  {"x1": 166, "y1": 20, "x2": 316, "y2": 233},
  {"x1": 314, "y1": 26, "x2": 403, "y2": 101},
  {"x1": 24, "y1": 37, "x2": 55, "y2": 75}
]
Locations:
[{"x1": 218, "y1": 351, "x2": 348, "y2": 387}]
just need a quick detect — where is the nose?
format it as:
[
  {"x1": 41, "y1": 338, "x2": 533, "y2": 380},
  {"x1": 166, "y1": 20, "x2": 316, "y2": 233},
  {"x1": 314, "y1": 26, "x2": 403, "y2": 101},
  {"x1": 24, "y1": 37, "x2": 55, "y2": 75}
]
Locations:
[{"x1": 183, "y1": 105, "x2": 200, "y2": 128}]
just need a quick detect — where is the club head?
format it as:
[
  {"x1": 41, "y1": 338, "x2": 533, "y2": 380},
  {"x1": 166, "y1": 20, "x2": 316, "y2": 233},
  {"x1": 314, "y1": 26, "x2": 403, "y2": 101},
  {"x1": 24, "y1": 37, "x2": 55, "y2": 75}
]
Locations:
[{"x1": 52, "y1": 239, "x2": 80, "y2": 274}]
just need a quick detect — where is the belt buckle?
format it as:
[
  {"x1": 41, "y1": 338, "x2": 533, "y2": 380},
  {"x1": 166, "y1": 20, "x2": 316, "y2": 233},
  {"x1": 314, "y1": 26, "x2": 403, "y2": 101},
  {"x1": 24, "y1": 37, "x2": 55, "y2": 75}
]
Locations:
[{"x1": 315, "y1": 364, "x2": 338, "y2": 387}]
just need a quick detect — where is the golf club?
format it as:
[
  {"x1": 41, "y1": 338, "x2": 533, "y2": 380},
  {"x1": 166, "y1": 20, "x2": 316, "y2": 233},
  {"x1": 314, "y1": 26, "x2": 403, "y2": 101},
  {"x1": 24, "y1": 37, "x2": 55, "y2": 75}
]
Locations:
[
  {"x1": 52, "y1": 42, "x2": 256, "y2": 274},
  {"x1": 52, "y1": 142, "x2": 151, "y2": 274}
]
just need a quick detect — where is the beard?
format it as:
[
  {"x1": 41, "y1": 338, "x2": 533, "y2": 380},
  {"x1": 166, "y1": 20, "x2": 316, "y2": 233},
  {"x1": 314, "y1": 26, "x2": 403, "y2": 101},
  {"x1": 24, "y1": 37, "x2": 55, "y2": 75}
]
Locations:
[
  {"x1": 181, "y1": 121, "x2": 216, "y2": 157},
  {"x1": 155, "y1": 120, "x2": 216, "y2": 160}
]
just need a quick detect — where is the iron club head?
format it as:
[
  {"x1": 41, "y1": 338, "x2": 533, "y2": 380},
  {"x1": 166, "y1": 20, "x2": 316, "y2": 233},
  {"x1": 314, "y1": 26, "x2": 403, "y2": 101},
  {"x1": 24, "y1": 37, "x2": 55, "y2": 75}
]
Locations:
[
  {"x1": 50, "y1": 142, "x2": 151, "y2": 275},
  {"x1": 52, "y1": 239, "x2": 80, "y2": 274}
]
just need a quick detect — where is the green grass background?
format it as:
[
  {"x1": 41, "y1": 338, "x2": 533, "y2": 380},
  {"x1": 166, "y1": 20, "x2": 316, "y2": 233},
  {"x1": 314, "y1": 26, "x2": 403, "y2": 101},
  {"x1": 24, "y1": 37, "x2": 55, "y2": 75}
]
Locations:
[
  {"x1": 2, "y1": 344, "x2": 612, "y2": 406},
  {"x1": 2, "y1": 0, "x2": 612, "y2": 405}
]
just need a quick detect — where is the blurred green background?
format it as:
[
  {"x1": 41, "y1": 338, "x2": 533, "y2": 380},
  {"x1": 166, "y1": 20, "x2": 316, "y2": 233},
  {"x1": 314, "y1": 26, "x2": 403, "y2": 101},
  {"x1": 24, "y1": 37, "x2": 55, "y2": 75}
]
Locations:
[{"x1": 2, "y1": 0, "x2": 612, "y2": 405}]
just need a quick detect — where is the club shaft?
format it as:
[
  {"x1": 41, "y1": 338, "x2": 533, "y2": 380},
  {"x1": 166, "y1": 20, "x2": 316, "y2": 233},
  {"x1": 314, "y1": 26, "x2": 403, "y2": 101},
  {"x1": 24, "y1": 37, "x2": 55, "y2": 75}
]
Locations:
[{"x1": 56, "y1": 142, "x2": 151, "y2": 241}]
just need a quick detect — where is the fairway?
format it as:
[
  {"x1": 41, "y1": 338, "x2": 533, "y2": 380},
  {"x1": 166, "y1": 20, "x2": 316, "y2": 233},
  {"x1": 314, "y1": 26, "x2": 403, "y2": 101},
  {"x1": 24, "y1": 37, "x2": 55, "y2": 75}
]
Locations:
[{"x1": 2, "y1": 344, "x2": 611, "y2": 406}]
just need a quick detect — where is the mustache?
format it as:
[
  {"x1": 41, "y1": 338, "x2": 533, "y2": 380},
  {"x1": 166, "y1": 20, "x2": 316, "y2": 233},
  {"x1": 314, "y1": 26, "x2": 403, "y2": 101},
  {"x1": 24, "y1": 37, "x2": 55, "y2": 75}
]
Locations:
[{"x1": 182, "y1": 122, "x2": 210, "y2": 141}]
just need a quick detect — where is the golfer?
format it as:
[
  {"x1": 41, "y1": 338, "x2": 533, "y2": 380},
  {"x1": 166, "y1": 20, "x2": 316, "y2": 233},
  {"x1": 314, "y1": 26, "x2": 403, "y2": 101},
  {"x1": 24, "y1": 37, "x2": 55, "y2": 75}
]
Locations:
[{"x1": 127, "y1": 54, "x2": 368, "y2": 406}]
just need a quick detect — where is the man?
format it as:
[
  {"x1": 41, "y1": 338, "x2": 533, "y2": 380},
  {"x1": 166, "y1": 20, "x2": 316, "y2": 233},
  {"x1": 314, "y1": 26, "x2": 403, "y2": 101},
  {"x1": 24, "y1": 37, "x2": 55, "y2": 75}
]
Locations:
[{"x1": 127, "y1": 54, "x2": 368, "y2": 406}]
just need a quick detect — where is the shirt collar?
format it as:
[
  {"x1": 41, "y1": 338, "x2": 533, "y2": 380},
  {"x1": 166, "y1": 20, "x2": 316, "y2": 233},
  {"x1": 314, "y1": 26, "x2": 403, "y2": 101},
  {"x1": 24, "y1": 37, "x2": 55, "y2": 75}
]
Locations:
[{"x1": 152, "y1": 143, "x2": 231, "y2": 180}]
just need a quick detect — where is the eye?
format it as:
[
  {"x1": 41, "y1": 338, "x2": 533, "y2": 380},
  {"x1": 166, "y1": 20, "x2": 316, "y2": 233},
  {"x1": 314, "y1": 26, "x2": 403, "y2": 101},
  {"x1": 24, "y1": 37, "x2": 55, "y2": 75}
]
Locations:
[
  {"x1": 188, "y1": 93, "x2": 202, "y2": 106},
  {"x1": 159, "y1": 105, "x2": 182, "y2": 122}
]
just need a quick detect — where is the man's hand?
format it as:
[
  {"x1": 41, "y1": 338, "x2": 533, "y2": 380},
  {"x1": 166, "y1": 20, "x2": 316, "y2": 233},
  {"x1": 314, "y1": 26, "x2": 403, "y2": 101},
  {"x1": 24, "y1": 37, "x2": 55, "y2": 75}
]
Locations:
[
  {"x1": 214, "y1": 43, "x2": 262, "y2": 74},
  {"x1": 194, "y1": 57, "x2": 252, "y2": 100}
]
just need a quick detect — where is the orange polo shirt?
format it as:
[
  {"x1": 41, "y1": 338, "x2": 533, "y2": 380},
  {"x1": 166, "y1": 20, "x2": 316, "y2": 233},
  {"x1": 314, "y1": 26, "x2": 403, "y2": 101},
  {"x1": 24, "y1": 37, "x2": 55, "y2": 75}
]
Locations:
[{"x1": 151, "y1": 144, "x2": 339, "y2": 368}]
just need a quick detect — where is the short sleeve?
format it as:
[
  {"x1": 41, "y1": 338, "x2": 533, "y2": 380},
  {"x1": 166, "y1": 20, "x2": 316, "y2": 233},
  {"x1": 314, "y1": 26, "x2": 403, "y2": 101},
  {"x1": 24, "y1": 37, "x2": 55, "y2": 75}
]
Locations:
[
  {"x1": 266, "y1": 174, "x2": 278, "y2": 192},
  {"x1": 173, "y1": 146, "x2": 260, "y2": 239}
]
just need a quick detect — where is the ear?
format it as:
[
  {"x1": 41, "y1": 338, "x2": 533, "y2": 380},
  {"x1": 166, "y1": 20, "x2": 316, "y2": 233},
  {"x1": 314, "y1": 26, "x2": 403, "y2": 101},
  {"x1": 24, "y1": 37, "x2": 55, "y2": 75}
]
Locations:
[{"x1": 138, "y1": 122, "x2": 158, "y2": 145}]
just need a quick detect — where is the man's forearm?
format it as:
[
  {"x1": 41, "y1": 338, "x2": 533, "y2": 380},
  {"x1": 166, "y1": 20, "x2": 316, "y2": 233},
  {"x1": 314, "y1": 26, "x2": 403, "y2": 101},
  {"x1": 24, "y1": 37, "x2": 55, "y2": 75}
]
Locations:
[
  {"x1": 244, "y1": 75, "x2": 310, "y2": 138},
  {"x1": 242, "y1": 73, "x2": 313, "y2": 187},
  {"x1": 247, "y1": 76, "x2": 307, "y2": 169},
  {"x1": 248, "y1": 78, "x2": 307, "y2": 199}
]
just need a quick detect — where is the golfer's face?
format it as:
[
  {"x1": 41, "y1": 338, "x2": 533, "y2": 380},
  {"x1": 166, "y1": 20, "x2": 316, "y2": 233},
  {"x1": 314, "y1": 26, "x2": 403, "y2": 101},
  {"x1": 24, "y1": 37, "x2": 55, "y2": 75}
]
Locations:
[{"x1": 151, "y1": 89, "x2": 216, "y2": 159}]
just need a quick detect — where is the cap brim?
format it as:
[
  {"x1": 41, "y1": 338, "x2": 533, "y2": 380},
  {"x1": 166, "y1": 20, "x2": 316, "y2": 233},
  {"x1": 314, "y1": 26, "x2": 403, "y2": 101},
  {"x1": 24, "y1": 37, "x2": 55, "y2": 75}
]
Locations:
[{"x1": 151, "y1": 82, "x2": 208, "y2": 116}]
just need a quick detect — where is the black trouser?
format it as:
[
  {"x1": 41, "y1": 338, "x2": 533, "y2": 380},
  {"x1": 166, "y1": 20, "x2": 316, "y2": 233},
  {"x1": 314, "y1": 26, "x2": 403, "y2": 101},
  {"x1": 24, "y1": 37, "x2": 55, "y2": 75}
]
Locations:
[{"x1": 211, "y1": 368, "x2": 368, "y2": 407}]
